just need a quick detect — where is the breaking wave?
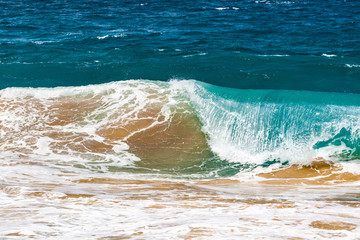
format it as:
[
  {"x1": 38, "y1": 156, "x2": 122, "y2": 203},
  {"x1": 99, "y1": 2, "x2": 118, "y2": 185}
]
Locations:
[{"x1": 1, "y1": 79, "x2": 360, "y2": 177}]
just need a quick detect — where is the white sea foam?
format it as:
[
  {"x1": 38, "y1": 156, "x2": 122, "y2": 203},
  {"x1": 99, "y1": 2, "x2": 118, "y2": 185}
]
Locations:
[
  {"x1": 322, "y1": 53, "x2": 337, "y2": 58},
  {"x1": 0, "y1": 164, "x2": 359, "y2": 239},
  {"x1": 114, "y1": 33, "x2": 126, "y2": 38},
  {"x1": 34, "y1": 137, "x2": 52, "y2": 155},
  {"x1": 182, "y1": 52, "x2": 207, "y2": 58},
  {"x1": 255, "y1": 0, "x2": 296, "y2": 4},
  {"x1": 257, "y1": 54, "x2": 290, "y2": 57},
  {"x1": 0, "y1": 80, "x2": 190, "y2": 171},
  {"x1": 215, "y1": 7, "x2": 239, "y2": 10},
  {"x1": 345, "y1": 64, "x2": 360, "y2": 68},
  {"x1": 215, "y1": 7, "x2": 229, "y2": 10},
  {"x1": 97, "y1": 35, "x2": 109, "y2": 39},
  {"x1": 33, "y1": 40, "x2": 54, "y2": 45}
]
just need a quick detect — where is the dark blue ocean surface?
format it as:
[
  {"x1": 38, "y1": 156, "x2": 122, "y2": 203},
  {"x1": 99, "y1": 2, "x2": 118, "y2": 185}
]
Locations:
[{"x1": 0, "y1": 0, "x2": 359, "y2": 92}]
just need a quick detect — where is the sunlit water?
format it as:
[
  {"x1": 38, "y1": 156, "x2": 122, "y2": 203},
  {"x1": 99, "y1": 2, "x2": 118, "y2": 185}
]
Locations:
[{"x1": 1, "y1": 0, "x2": 360, "y2": 239}]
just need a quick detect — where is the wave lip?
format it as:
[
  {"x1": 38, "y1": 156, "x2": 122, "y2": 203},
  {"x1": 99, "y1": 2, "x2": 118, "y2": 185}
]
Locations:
[{"x1": 175, "y1": 80, "x2": 360, "y2": 166}]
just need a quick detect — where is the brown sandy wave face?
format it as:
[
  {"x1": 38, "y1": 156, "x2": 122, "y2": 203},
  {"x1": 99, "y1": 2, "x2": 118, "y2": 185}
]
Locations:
[
  {"x1": 97, "y1": 102, "x2": 213, "y2": 169},
  {"x1": 0, "y1": 81, "x2": 213, "y2": 172},
  {"x1": 257, "y1": 160, "x2": 360, "y2": 185}
]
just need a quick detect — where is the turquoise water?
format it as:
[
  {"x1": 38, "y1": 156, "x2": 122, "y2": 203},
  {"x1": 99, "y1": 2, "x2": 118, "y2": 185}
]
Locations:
[
  {"x1": 193, "y1": 81, "x2": 360, "y2": 163},
  {"x1": 1, "y1": 0, "x2": 359, "y2": 92}
]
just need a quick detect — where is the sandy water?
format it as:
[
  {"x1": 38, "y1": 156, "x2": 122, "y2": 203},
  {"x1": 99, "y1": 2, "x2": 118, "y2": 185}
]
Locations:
[{"x1": 1, "y1": 163, "x2": 360, "y2": 239}]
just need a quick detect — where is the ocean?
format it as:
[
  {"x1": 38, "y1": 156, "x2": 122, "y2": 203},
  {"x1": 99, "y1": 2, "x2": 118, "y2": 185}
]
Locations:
[{"x1": 1, "y1": 0, "x2": 360, "y2": 239}]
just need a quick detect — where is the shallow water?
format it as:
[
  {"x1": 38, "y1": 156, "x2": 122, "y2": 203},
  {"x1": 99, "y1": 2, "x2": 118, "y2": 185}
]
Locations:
[{"x1": 1, "y1": 167, "x2": 359, "y2": 239}]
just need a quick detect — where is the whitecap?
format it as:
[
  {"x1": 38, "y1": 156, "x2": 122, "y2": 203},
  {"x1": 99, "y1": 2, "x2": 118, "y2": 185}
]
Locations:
[
  {"x1": 33, "y1": 40, "x2": 53, "y2": 45},
  {"x1": 183, "y1": 52, "x2": 207, "y2": 58},
  {"x1": 321, "y1": 54, "x2": 337, "y2": 58},
  {"x1": 345, "y1": 64, "x2": 360, "y2": 68},
  {"x1": 257, "y1": 54, "x2": 289, "y2": 57},
  {"x1": 114, "y1": 33, "x2": 126, "y2": 38},
  {"x1": 97, "y1": 35, "x2": 109, "y2": 40}
]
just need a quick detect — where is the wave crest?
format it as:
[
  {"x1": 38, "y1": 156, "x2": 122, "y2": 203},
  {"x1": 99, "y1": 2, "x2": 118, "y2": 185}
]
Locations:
[{"x1": 1, "y1": 79, "x2": 360, "y2": 177}]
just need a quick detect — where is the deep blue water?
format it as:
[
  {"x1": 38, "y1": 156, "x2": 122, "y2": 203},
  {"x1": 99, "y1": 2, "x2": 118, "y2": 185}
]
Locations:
[{"x1": 1, "y1": 0, "x2": 359, "y2": 92}]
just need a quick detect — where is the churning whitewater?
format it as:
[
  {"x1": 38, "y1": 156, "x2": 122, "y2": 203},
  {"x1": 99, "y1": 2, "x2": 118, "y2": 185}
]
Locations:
[{"x1": 1, "y1": 79, "x2": 360, "y2": 178}]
